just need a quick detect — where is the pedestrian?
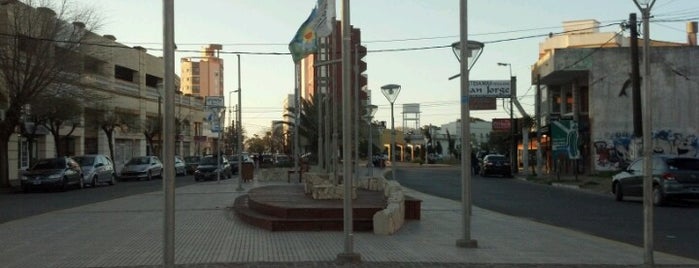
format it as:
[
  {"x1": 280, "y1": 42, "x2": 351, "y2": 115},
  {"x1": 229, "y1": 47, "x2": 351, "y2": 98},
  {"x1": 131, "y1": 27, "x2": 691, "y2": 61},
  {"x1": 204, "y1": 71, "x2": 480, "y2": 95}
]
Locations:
[{"x1": 471, "y1": 151, "x2": 480, "y2": 175}]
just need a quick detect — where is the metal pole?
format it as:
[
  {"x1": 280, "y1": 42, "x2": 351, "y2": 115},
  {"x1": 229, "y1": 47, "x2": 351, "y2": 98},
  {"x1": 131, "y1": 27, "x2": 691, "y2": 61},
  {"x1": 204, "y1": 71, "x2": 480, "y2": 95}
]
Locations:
[
  {"x1": 294, "y1": 63, "x2": 301, "y2": 182},
  {"x1": 536, "y1": 75, "x2": 543, "y2": 176},
  {"x1": 337, "y1": 0, "x2": 360, "y2": 263},
  {"x1": 390, "y1": 102, "x2": 395, "y2": 181},
  {"x1": 367, "y1": 118, "x2": 373, "y2": 177},
  {"x1": 354, "y1": 44, "x2": 360, "y2": 182},
  {"x1": 641, "y1": 5, "x2": 655, "y2": 266},
  {"x1": 236, "y1": 55, "x2": 244, "y2": 191},
  {"x1": 456, "y1": 0, "x2": 477, "y2": 248},
  {"x1": 162, "y1": 0, "x2": 176, "y2": 266}
]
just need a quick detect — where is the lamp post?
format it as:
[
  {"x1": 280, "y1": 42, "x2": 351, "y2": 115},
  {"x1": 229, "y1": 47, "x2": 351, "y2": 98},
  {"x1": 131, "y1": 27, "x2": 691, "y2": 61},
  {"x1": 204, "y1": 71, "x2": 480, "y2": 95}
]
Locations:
[
  {"x1": 452, "y1": 0, "x2": 485, "y2": 247},
  {"x1": 632, "y1": 0, "x2": 656, "y2": 265},
  {"x1": 365, "y1": 105, "x2": 378, "y2": 176},
  {"x1": 235, "y1": 54, "x2": 244, "y2": 192},
  {"x1": 497, "y1": 62, "x2": 516, "y2": 175},
  {"x1": 380, "y1": 84, "x2": 401, "y2": 181}
]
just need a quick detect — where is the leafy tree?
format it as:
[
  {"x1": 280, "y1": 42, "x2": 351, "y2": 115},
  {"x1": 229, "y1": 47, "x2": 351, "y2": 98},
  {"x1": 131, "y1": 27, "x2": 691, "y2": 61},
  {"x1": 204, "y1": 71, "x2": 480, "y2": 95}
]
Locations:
[
  {"x1": 142, "y1": 116, "x2": 159, "y2": 156},
  {"x1": 0, "y1": 0, "x2": 100, "y2": 187}
]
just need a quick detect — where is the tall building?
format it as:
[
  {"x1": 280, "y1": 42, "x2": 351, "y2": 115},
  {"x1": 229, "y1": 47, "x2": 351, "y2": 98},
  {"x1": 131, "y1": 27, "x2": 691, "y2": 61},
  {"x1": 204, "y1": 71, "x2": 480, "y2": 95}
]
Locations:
[
  {"x1": 300, "y1": 21, "x2": 367, "y2": 105},
  {"x1": 180, "y1": 44, "x2": 224, "y2": 98}
]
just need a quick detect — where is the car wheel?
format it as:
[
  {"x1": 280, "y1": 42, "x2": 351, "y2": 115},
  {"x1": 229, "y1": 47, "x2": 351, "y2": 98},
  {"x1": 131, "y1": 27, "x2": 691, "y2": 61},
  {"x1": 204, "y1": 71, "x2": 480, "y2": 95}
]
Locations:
[
  {"x1": 60, "y1": 178, "x2": 68, "y2": 192},
  {"x1": 614, "y1": 182, "x2": 624, "y2": 201},
  {"x1": 108, "y1": 174, "x2": 116, "y2": 186},
  {"x1": 653, "y1": 185, "x2": 665, "y2": 206},
  {"x1": 147, "y1": 171, "x2": 152, "y2": 181},
  {"x1": 92, "y1": 176, "x2": 98, "y2": 187}
]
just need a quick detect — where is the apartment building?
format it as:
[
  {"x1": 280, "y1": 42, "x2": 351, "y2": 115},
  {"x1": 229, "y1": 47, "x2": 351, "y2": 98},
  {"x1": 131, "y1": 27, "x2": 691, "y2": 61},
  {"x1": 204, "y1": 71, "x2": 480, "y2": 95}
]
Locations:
[{"x1": 0, "y1": 1, "x2": 209, "y2": 183}]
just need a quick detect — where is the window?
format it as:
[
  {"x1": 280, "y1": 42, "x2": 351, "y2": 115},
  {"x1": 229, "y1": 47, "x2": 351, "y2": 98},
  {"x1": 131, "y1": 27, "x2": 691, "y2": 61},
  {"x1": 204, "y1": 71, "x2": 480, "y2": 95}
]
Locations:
[
  {"x1": 146, "y1": 74, "x2": 161, "y2": 88},
  {"x1": 114, "y1": 65, "x2": 136, "y2": 82}
]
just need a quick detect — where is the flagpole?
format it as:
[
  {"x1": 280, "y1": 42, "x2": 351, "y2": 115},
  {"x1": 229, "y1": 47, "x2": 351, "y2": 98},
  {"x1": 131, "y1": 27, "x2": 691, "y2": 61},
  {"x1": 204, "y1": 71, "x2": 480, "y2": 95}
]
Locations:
[{"x1": 336, "y1": 0, "x2": 360, "y2": 264}]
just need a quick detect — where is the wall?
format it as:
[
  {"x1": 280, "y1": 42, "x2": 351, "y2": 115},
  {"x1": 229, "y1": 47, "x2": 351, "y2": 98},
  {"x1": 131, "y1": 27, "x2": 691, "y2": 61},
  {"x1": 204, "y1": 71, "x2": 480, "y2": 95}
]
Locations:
[{"x1": 588, "y1": 47, "x2": 699, "y2": 171}]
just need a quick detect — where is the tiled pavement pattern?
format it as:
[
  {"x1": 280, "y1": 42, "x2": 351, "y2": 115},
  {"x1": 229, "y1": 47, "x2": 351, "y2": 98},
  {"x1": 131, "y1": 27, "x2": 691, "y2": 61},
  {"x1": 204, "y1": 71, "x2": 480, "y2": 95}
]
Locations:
[{"x1": 1, "y1": 175, "x2": 697, "y2": 268}]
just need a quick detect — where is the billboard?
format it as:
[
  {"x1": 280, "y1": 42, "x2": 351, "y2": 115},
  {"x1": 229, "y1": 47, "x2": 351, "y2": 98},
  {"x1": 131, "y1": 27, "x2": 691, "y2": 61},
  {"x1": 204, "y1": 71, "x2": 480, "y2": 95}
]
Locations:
[
  {"x1": 551, "y1": 119, "x2": 580, "y2": 159},
  {"x1": 402, "y1": 103, "x2": 420, "y2": 114}
]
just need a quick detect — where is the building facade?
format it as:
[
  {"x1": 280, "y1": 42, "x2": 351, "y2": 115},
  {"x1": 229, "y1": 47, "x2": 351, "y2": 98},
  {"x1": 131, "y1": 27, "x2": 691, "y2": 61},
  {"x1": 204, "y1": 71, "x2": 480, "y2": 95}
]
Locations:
[
  {"x1": 0, "y1": 1, "x2": 209, "y2": 183},
  {"x1": 532, "y1": 19, "x2": 699, "y2": 174}
]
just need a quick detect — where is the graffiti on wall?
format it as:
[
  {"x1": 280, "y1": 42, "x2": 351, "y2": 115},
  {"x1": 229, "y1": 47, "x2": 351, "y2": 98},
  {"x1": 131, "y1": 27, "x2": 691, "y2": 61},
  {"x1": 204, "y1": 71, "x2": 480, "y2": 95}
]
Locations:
[{"x1": 593, "y1": 129, "x2": 699, "y2": 171}]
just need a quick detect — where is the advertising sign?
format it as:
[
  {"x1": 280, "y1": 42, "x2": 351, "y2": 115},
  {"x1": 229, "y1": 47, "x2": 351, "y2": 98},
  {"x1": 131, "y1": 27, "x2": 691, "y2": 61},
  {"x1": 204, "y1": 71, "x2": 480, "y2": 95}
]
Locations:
[
  {"x1": 205, "y1": 96, "x2": 225, "y2": 108},
  {"x1": 470, "y1": 97, "x2": 496, "y2": 110},
  {"x1": 551, "y1": 119, "x2": 580, "y2": 159},
  {"x1": 491, "y1": 118, "x2": 511, "y2": 132}
]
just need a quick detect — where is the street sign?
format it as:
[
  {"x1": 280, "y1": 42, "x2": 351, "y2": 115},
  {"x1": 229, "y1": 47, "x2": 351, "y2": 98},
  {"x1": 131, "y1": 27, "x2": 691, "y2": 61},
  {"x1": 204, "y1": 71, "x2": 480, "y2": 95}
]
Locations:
[
  {"x1": 469, "y1": 80, "x2": 511, "y2": 98},
  {"x1": 205, "y1": 96, "x2": 225, "y2": 108},
  {"x1": 211, "y1": 120, "x2": 221, "y2": 133}
]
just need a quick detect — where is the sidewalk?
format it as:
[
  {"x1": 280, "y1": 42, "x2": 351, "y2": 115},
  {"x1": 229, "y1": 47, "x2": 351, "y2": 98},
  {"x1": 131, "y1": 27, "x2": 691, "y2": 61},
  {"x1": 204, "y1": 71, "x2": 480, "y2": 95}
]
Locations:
[{"x1": 0, "y1": 174, "x2": 697, "y2": 267}]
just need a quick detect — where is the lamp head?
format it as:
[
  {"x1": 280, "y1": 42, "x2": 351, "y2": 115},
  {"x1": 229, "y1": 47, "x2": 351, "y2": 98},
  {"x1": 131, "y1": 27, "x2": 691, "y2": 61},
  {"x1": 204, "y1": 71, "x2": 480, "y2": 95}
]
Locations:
[
  {"x1": 380, "y1": 84, "x2": 401, "y2": 104},
  {"x1": 451, "y1": 40, "x2": 484, "y2": 70},
  {"x1": 497, "y1": 62, "x2": 509, "y2": 66},
  {"x1": 366, "y1": 104, "x2": 378, "y2": 118}
]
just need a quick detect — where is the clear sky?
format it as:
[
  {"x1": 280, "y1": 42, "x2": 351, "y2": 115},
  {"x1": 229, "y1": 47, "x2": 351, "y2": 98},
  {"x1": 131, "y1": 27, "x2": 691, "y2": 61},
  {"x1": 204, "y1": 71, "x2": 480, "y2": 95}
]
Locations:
[{"x1": 72, "y1": 0, "x2": 699, "y2": 135}]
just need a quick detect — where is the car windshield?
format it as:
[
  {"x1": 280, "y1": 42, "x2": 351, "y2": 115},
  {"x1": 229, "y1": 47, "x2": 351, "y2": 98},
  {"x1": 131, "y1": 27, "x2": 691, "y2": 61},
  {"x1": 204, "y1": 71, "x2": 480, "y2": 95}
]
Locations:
[
  {"x1": 72, "y1": 156, "x2": 95, "y2": 166},
  {"x1": 31, "y1": 158, "x2": 65, "y2": 170},
  {"x1": 666, "y1": 158, "x2": 699, "y2": 171},
  {"x1": 200, "y1": 157, "x2": 221, "y2": 165},
  {"x1": 486, "y1": 156, "x2": 506, "y2": 161},
  {"x1": 184, "y1": 156, "x2": 200, "y2": 163},
  {"x1": 127, "y1": 157, "x2": 150, "y2": 165}
]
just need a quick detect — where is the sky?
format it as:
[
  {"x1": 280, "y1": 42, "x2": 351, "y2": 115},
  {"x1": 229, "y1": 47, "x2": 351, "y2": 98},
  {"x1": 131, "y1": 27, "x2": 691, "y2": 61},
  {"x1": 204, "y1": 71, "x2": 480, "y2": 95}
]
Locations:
[{"x1": 70, "y1": 0, "x2": 699, "y2": 135}]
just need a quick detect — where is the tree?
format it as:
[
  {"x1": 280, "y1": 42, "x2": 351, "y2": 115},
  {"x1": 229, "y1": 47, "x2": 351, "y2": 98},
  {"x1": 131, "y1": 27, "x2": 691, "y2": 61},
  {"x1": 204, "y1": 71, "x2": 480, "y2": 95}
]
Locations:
[
  {"x1": 245, "y1": 134, "x2": 266, "y2": 155},
  {"x1": 142, "y1": 116, "x2": 159, "y2": 156},
  {"x1": 0, "y1": 0, "x2": 99, "y2": 187},
  {"x1": 86, "y1": 105, "x2": 139, "y2": 165}
]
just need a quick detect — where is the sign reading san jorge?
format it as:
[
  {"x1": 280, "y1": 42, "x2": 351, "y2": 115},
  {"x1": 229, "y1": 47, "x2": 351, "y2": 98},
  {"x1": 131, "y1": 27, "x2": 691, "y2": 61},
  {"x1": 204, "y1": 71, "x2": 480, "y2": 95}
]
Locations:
[{"x1": 469, "y1": 80, "x2": 511, "y2": 98}]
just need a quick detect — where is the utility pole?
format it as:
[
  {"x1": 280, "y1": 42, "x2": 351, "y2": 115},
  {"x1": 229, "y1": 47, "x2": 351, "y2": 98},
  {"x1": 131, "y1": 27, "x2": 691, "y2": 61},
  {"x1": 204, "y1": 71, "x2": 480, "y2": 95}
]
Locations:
[{"x1": 630, "y1": 13, "x2": 643, "y2": 161}]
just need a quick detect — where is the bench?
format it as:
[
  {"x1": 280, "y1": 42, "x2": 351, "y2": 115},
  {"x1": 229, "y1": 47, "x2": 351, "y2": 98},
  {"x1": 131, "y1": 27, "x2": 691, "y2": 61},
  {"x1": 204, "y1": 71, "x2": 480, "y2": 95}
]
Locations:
[{"x1": 287, "y1": 162, "x2": 310, "y2": 183}]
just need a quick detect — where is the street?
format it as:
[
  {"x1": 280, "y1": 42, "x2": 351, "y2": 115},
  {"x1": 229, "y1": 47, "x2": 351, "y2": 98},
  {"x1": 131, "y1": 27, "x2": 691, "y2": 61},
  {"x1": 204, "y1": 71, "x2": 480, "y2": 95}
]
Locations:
[
  {"x1": 394, "y1": 166, "x2": 699, "y2": 261},
  {"x1": 0, "y1": 175, "x2": 200, "y2": 224}
]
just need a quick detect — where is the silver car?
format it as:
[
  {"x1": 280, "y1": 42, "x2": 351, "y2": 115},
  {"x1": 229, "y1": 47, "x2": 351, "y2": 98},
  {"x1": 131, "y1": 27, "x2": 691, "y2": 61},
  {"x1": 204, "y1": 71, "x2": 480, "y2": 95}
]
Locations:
[
  {"x1": 73, "y1": 154, "x2": 116, "y2": 187},
  {"x1": 119, "y1": 156, "x2": 163, "y2": 181},
  {"x1": 612, "y1": 155, "x2": 699, "y2": 206}
]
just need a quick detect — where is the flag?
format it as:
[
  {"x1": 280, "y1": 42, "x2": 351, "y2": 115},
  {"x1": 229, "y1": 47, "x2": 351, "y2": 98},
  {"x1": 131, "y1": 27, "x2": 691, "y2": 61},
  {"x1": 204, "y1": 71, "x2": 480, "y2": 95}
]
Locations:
[
  {"x1": 289, "y1": 8, "x2": 319, "y2": 63},
  {"x1": 313, "y1": 0, "x2": 335, "y2": 38}
]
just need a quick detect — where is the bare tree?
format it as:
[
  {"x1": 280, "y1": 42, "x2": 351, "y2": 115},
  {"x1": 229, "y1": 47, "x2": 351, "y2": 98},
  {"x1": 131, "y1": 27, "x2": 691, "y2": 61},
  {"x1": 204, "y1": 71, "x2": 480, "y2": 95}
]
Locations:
[
  {"x1": 142, "y1": 116, "x2": 159, "y2": 156},
  {"x1": 0, "y1": 0, "x2": 100, "y2": 187}
]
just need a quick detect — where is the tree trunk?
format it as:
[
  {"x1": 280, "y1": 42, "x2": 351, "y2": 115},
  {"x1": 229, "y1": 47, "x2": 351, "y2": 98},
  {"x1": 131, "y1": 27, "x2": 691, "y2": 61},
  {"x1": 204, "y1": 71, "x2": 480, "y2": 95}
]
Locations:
[{"x1": 0, "y1": 129, "x2": 12, "y2": 188}]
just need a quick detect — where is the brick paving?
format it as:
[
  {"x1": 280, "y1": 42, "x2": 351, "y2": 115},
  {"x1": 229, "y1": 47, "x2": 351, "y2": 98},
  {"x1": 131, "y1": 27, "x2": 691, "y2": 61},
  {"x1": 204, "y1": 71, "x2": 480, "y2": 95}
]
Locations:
[{"x1": 0, "y1": 169, "x2": 698, "y2": 268}]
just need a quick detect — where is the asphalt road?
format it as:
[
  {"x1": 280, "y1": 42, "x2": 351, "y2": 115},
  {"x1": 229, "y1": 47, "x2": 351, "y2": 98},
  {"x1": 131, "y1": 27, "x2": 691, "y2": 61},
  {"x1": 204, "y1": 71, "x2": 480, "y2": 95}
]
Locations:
[
  {"x1": 394, "y1": 166, "x2": 699, "y2": 261},
  {"x1": 0, "y1": 175, "x2": 201, "y2": 224}
]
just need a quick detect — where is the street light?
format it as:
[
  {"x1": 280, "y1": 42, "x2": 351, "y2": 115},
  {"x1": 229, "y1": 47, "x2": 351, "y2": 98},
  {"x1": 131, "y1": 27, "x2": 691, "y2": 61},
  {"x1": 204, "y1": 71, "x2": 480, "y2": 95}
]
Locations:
[
  {"x1": 365, "y1": 104, "x2": 378, "y2": 176},
  {"x1": 632, "y1": 0, "x2": 656, "y2": 265},
  {"x1": 454, "y1": 0, "x2": 484, "y2": 249},
  {"x1": 380, "y1": 84, "x2": 401, "y2": 181},
  {"x1": 497, "y1": 62, "x2": 516, "y2": 175}
]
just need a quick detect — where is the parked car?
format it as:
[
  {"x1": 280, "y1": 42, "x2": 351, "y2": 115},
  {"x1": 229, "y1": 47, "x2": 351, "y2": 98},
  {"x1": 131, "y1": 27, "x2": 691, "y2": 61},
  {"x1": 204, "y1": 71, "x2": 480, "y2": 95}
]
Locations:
[
  {"x1": 612, "y1": 155, "x2": 699, "y2": 206},
  {"x1": 480, "y1": 154, "x2": 512, "y2": 177},
  {"x1": 73, "y1": 154, "x2": 116, "y2": 187},
  {"x1": 119, "y1": 156, "x2": 163, "y2": 181},
  {"x1": 183, "y1": 156, "x2": 202, "y2": 175},
  {"x1": 194, "y1": 156, "x2": 232, "y2": 181},
  {"x1": 20, "y1": 156, "x2": 83, "y2": 192},
  {"x1": 175, "y1": 156, "x2": 187, "y2": 176}
]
